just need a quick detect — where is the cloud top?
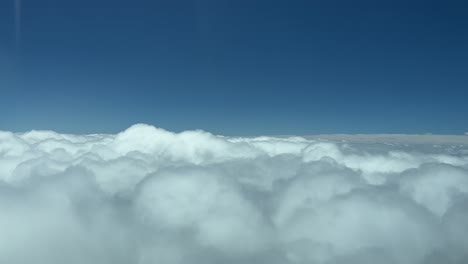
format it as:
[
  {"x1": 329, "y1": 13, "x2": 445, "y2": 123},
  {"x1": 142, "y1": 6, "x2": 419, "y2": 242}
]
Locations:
[{"x1": 1, "y1": 124, "x2": 468, "y2": 264}]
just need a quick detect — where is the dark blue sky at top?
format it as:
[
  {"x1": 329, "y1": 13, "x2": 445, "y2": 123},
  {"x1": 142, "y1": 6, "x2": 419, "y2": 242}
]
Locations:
[{"x1": 0, "y1": 0, "x2": 467, "y2": 135}]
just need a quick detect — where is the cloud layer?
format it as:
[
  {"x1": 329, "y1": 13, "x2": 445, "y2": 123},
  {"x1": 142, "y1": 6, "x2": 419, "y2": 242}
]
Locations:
[{"x1": 1, "y1": 124, "x2": 468, "y2": 264}]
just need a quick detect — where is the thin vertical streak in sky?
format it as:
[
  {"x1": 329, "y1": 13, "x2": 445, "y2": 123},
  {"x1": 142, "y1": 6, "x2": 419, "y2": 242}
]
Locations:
[{"x1": 15, "y1": 0, "x2": 21, "y2": 49}]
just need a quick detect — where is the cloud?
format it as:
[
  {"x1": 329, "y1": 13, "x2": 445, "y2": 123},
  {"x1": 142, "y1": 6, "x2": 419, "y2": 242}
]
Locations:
[{"x1": 1, "y1": 124, "x2": 468, "y2": 264}]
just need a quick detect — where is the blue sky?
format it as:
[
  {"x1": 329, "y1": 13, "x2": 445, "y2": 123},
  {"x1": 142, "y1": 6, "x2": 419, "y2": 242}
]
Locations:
[{"x1": 0, "y1": 0, "x2": 467, "y2": 135}]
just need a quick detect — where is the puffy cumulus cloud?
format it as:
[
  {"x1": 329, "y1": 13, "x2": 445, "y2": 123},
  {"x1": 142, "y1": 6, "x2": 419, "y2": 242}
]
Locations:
[
  {"x1": 136, "y1": 167, "x2": 272, "y2": 255},
  {"x1": 1, "y1": 123, "x2": 468, "y2": 264}
]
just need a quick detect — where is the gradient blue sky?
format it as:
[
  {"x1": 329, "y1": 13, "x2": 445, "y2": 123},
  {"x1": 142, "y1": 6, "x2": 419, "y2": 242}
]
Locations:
[{"x1": 0, "y1": 0, "x2": 467, "y2": 135}]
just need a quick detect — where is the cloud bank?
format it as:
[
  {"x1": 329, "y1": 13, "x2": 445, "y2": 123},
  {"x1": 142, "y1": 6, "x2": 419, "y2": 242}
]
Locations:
[{"x1": 1, "y1": 124, "x2": 468, "y2": 264}]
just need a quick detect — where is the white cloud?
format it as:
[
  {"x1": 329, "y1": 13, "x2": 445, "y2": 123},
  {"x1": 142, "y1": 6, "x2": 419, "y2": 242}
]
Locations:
[{"x1": 1, "y1": 124, "x2": 468, "y2": 264}]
